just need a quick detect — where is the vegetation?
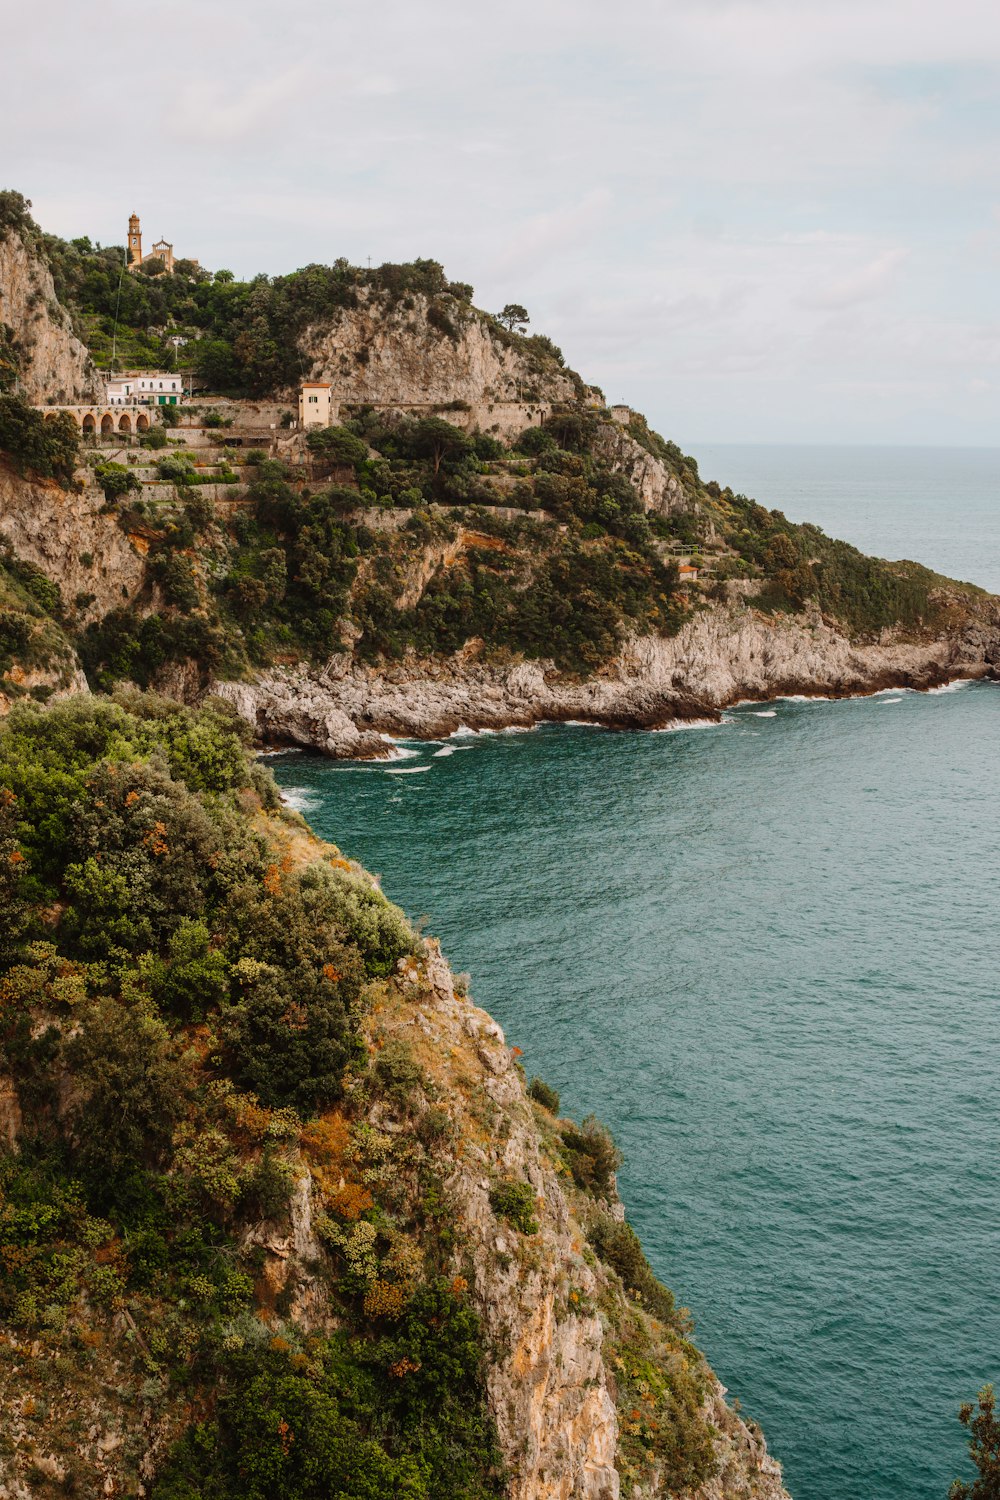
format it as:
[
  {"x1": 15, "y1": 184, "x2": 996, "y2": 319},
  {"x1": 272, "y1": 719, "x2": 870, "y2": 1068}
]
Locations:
[
  {"x1": 0, "y1": 692, "x2": 516, "y2": 1498},
  {"x1": 950, "y1": 1385, "x2": 1000, "y2": 1500},
  {"x1": 0, "y1": 393, "x2": 78, "y2": 486}
]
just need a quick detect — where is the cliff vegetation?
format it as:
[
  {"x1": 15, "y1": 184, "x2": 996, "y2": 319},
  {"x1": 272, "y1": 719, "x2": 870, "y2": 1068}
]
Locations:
[{"x1": 0, "y1": 693, "x2": 787, "y2": 1498}]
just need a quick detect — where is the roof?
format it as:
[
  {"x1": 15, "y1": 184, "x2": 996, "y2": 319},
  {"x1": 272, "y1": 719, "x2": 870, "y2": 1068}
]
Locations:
[{"x1": 302, "y1": 381, "x2": 333, "y2": 389}]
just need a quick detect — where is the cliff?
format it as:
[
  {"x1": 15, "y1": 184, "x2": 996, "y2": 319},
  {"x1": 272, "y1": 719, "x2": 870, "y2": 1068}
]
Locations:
[
  {"x1": 0, "y1": 222, "x2": 104, "y2": 405},
  {"x1": 214, "y1": 598, "x2": 1000, "y2": 758},
  {"x1": 0, "y1": 692, "x2": 789, "y2": 1500},
  {"x1": 298, "y1": 288, "x2": 585, "y2": 441}
]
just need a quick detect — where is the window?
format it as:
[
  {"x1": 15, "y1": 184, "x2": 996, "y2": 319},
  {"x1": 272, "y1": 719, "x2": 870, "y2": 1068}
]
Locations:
[{"x1": 308, "y1": 395, "x2": 318, "y2": 404}]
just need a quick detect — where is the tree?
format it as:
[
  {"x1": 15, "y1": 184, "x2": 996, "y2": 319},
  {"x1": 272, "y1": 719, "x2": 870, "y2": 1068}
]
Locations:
[
  {"x1": 496, "y1": 302, "x2": 529, "y2": 334},
  {"x1": 305, "y1": 424, "x2": 369, "y2": 468},
  {"x1": 950, "y1": 1385, "x2": 1000, "y2": 1500},
  {"x1": 214, "y1": 268, "x2": 235, "y2": 283},
  {"x1": 405, "y1": 416, "x2": 473, "y2": 476}
]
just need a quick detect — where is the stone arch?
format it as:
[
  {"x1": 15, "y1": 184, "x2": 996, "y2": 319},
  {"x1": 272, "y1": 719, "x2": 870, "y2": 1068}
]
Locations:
[
  {"x1": 118, "y1": 413, "x2": 132, "y2": 433},
  {"x1": 82, "y1": 414, "x2": 96, "y2": 434},
  {"x1": 135, "y1": 414, "x2": 149, "y2": 432},
  {"x1": 101, "y1": 413, "x2": 114, "y2": 434},
  {"x1": 43, "y1": 412, "x2": 59, "y2": 424}
]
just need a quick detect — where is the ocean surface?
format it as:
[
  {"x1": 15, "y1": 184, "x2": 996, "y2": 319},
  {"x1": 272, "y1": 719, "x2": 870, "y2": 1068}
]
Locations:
[
  {"x1": 688, "y1": 442, "x2": 1000, "y2": 595},
  {"x1": 271, "y1": 448, "x2": 1000, "y2": 1500}
]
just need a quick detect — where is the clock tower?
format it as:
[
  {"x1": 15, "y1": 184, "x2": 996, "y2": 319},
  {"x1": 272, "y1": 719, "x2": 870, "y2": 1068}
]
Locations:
[{"x1": 128, "y1": 213, "x2": 142, "y2": 266}]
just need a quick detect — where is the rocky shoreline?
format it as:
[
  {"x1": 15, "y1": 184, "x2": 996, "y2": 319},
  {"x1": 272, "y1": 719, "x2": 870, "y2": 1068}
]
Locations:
[{"x1": 214, "y1": 599, "x2": 1000, "y2": 758}]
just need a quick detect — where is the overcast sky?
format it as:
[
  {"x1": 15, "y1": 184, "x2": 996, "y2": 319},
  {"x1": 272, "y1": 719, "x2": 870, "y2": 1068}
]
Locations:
[{"x1": 7, "y1": 0, "x2": 1000, "y2": 445}]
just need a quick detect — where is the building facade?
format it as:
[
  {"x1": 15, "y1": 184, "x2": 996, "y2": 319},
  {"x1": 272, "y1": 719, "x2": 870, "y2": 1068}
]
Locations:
[
  {"x1": 299, "y1": 382, "x2": 334, "y2": 427},
  {"x1": 106, "y1": 373, "x2": 185, "y2": 406}
]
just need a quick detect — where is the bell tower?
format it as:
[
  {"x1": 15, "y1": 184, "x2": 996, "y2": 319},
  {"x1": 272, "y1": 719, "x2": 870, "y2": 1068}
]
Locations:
[{"x1": 128, "y1": 212, "x2": 142, "y2": 266}]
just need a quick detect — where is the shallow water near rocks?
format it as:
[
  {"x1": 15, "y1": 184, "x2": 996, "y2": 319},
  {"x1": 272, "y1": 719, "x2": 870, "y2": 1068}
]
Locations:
[{"x1": 273, "y1": 681, "x2": 1000, "y2": 1500}]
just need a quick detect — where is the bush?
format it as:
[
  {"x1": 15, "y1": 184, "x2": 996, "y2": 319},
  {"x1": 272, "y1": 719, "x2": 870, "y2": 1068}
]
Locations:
[
  {"x1": 527, "y1": 1077, "x2": 560, "y2": 1114},
  {"x1": 139, "y1": 425, "x2": 169, "y2": 450},
  {"x1": 95, "y1": 461, "x2": 140, "y2": 503},
  {"x1": 0, "y1": 394, "x2": 78, "y2": 486},
  {"x1": 560, "y1": 1115, "x2": 622, "y2": 1197},
  {"x1": 489, "y1": 1178, "x2": 539, "y2": 1235},
  {"x1": 306, "y1": 424, "x2": 369, "y2": 468},
  {"x1": 588, "y1": 1214, "x2": 676, "y2": 1324}
]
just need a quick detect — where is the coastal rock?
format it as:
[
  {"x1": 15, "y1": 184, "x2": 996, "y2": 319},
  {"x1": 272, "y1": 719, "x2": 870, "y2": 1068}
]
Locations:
[{"x1": 213, "y1": 599, "x2": 1000, "y2": 756}]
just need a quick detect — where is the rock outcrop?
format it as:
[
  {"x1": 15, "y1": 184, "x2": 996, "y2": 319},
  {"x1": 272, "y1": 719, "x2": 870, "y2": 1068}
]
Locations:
[
  {"x1": 214, "y1": 598, "x2": 1000, "y2": 757},
  {"x1": 0, "y1": 229, "x2": 104, "y2": 405},
  {"x1": 0, "y1": 459, "x2": 147, "y2": 624},
  {"x1": 298, "y1": 290, "x2": 586, "y2": 442}
]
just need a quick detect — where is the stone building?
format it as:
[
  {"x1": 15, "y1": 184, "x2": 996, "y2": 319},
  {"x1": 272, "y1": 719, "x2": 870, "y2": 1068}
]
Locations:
[{"x1": 127, "y1": 214, "x2": 197, "y2": 276}]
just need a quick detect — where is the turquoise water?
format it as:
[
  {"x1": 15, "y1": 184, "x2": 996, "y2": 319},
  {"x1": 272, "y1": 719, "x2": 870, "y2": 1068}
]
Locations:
[
  {"x1": 270, "y1": 450, "x2": 1000, "y2": 1499},
  {"x1": 272, "y1": 689, "x2": 1000, "y2": 1500}
]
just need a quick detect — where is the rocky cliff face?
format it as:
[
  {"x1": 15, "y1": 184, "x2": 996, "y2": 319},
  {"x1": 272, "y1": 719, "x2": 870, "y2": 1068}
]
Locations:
[
  {"x1": 214, "y1": 597, "x2": 1000, "y2": 758},
  {"x1": 0, "y1": 230, "x2": 104, "y2": 405},
  {"x1": 298, "y1": 291, "x2": 586, "y2": 440},
  {"x1": 0, "y1": 460, "x2": 147, "y2": 622}
]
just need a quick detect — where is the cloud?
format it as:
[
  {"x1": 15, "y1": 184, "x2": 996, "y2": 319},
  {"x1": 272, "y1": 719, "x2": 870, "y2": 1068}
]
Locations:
[
  {"x1": 799, "y1": 248, "x2": 910, "y2": 309},
  {"x1": 7, "y1": 0, "x2": 1000, "y2": 442}
]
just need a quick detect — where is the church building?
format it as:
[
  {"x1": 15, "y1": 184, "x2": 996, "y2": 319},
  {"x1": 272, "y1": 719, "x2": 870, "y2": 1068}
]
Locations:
[{"x1": 127, "y1": 213, "x2": 197, "y2": 276}]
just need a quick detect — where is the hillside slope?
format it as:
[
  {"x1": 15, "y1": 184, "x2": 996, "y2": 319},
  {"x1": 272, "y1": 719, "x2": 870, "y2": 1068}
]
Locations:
[
  {"x1": 0, "y1": 692, "x2": 788, "y2": 1500},
  {"x1": 0, "y1": 193, "x2": 998, "y2": 742}
]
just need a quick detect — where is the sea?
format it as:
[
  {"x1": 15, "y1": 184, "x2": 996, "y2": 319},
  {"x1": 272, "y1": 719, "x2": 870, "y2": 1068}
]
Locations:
[{"x1": 270, "y1": 445, "x2": 1000, "y2": 1500}]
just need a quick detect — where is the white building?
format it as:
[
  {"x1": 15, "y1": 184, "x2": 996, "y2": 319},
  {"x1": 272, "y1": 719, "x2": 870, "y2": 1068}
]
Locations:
[
  {"x1": 106, "y1": 373, "x2": 185, "y2": 407},
  {"x1": 299, "y1": 381, "x2": 334, "y2": 428}
]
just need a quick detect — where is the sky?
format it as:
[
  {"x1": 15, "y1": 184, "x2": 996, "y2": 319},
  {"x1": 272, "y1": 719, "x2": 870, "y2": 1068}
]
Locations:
[{"x1": 6, "y1": 0, "x2": 1000, "y2": 445}]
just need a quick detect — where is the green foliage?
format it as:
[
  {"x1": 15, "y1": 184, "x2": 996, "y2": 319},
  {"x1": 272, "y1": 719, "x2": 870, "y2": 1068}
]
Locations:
[
  {"x1": 0, "y1": 394, "x2": 78, "y2": 486},
  {"x1": 139, "y1": 424, "x2": 169, "y2": 450},
  {"x1": 588, "y1": 1214, "x2": 677, "y2": 1325},
  {"x1": 305, "y1": 424, "x2": 369, "y2": 468},
  {"x1": 95, "y1": 460, "x2": 140, "y2": 503},
  {"x1": 496, "y1": 303, "x2": 529, "y2": 333},
  {"x1": 489, "y1": 1178, "x2": 539, "y2": 1235},
  {"x1": 527, "y1": 1076, "x2": 560, "y2": 1114},
  {"x1": 723, "y1": 491, "x2": 952, "y2": 637},
  {"x1": 0, "y1": 189, "x2": 36, "y2": 242},
  {"x1": 154, "y1": 1285, "x2": 504, "y2": 1499},
  {"x1": 950, "y1": 1385, "x2": 1000, "y2": 1500},
  {"x1": 560, "y1": 1115, "x2": 623, "y2": 1197}
]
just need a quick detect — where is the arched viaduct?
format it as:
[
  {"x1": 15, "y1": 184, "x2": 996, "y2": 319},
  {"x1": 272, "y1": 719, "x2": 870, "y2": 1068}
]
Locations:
[{"x1": 39, "y1": 406, "x2": 152, "y2": 436}]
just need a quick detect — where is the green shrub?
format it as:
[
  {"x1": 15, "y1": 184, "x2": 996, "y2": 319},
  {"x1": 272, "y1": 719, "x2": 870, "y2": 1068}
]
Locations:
[
  {"x1": 139, "y1": 425, "x2": 169, "y2": 450},
  {"x1": 527, "y1": 1077, "x2": 560, "y2": 1114},
  {"x1": 560, "y1": 1115, "x2": 622, "y2": 1197},
  {"x1": 95, "y1": 461, "x2": 140, "y2": 502},
  {"x1": 588, "y1": 1214, "x2": 676, "y2": 1324},
  {"x1": 0, "y1": 395, "x2": 78, "y2": 486},
  {"x1": 489, "y1": 1178, "x2": 539, "y2": 1235}
]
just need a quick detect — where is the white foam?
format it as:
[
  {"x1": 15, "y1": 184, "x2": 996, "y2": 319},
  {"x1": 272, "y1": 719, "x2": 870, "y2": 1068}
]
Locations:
[
  {"x1": 433, "y1": 745, "x2": 456, "y2": 758},
  {"x1": 653, "y1": 717, "x2": 722, "y2": 733},
  {"x1": 779, "y1": 694, "x2": 833, "y2": 703},
  {"x1": 258, "y1": 746, "x2": 302, "y2": 758},
  {"x1": 752, "y1": 710, "x2": 777, "y2": 717},
  {"x1": 879, "y1": 698, "x2": 903, "y2": 705},
  {"x1": 926, "y1": 678, "x2": 975, "y2": 694},
  {"x1": 279, "y1": 787, "x2": 317, "y2": 811},
  {"x1": 562, "y1": 719, "x2": 604, "y2": 728},
  {"x1": 384, "y1": 765, "x2": 430, "y2": 775}
]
